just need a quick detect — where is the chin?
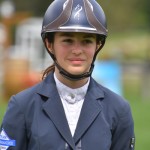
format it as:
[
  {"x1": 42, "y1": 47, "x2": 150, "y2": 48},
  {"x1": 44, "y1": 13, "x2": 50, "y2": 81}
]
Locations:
[
  {"x1": 65, "y1": 65, "x2": 89, "y2": 75},
  {"x1": 68, "y1": 68, "x2": 87, "y2": 75}
]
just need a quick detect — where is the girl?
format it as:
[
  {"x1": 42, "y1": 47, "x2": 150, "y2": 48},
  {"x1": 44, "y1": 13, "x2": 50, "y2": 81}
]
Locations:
[{"x1": 0, "y1": 0, "x2": 135, "y2": 149}]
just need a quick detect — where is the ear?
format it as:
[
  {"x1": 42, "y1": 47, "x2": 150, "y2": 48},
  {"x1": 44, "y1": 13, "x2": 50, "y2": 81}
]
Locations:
[
  {"x1": 45, "y1": 38, "x2": 53, "y2": 53},
  {"x1": 96, "y1": 41, "x2": 102, "y2": 51}
]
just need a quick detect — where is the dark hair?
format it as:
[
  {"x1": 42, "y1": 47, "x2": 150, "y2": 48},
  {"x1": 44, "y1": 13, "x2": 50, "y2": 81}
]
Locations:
[
  {"x1": 42, "y1": 33, "x2": 55, "y2": 80},
  {"x1": 42, "y1": 33, "x2": 106, "y2": 80},
  {"x1": 42, "y1": 63, "x2": 55, "y2": 80}
]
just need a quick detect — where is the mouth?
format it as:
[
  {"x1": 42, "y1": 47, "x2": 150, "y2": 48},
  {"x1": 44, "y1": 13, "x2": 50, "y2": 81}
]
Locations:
[{"x1": 68, "y1": 58, "x2": 85, "y2": 65}]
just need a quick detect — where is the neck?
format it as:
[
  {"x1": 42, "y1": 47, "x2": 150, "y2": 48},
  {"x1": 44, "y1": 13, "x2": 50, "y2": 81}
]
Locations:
[{"x1": 54, "y1": 68, "x2": 89, "y2": 89}]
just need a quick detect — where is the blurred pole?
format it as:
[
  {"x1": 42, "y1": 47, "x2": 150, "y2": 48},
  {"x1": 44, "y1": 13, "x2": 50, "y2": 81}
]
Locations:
[
  {"x1": 141, "y1": 34, "x2": 150, "y2": 100},
  {"x1": 0, "y1": 0, "x2": 31, "y2": 49},
  {"x1": 0, "y1": 0, "x2": 15, "y2": 48},
  {"x1": 0, "y1": 0, "x2": 31, "y2": 99}
]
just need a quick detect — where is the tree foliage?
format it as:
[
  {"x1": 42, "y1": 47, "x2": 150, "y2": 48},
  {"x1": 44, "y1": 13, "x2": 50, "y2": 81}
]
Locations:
[
  {"x1": 98, "y1": 0, "x2": 149, "y2": 31},
  {"x1": 13, "y1": 0, "x2": 53, "y2": 16},
  {"x1": 8, "y1": 0, "x2": 149, "y2": 31}
]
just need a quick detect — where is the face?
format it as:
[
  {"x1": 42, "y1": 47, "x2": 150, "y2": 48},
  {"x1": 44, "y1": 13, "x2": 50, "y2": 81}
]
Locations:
[{"x1": 46, "y1": 32, "x2": 100, "y2": 77}]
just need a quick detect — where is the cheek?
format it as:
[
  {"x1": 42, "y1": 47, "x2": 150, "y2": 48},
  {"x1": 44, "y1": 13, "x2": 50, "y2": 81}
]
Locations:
[
  {"x1": 86, "y1": 48, "x2": 96, "y2": 58},
  {"x1": 53, "y1": 46, "x2": 70, "y2": 64},
  {"x1": 53, "y1": 44, "x2": 65, "y2": 56}
]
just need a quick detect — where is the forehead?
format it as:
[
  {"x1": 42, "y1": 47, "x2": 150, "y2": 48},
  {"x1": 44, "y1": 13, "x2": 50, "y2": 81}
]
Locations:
[{"x1": 55, "y1": 32, "x2": 96, "y2": 38}]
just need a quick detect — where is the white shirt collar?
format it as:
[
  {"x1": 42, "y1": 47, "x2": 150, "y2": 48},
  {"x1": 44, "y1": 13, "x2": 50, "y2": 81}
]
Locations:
[{"x1": 54, "y1": 73, "x2": 90, "y2": 104}]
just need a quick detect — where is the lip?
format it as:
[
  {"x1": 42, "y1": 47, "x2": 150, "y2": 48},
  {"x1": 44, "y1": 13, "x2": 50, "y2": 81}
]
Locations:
[
  {"x1": 68, "y1": 58, "x2": 85, "y2": 65},
  {"x1": 69, "y1": 58, "x2": 84, "y2": 61}
]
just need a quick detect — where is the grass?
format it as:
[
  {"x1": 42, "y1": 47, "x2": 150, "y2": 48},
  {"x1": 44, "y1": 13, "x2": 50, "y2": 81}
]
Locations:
[
  {"x1": 129, "y1": 99, "x2": 150, "y2": 150},
  {"x1": 123, "y1": 79, "x2": 150, "y2": 150},
  {"x1": 0, "y1": 99, "x2": 7, "y2": 123}
]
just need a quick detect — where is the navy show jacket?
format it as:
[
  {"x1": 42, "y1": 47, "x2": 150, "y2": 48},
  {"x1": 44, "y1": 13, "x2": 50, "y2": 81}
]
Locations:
[{"x1": 0, "y1": 72, "x2": 135, "y2": 150}]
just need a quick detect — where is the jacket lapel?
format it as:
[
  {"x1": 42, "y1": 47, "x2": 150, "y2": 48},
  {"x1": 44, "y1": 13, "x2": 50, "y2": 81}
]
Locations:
[
  {"x1": 37, "y1": 73, "x2": 105, "y2": 148},
  {"x1": 73, "y1": 78, "x2": 104, "y2": 143},
  {"x1": 37, "y1": 73, "x2": 75, "y2": 149}
]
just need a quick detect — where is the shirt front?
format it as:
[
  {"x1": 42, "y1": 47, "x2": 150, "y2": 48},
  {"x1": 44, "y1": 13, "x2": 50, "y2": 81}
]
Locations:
[{"x1": 54, "y1": 73, "x2": 90, "y2": 136}]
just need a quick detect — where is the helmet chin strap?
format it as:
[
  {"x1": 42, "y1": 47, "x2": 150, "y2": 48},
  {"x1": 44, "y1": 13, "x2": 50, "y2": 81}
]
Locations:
[
  {"x1": 54, "y1": 60, "x2": 94, "y2": 81},
  {"x1": 45, "y1": 38, "x2": 105, "y2": 81},
  {"x1": 50, "y1": 47, "x2": 101, "y2": 81},
  {"x1": 54, "y1": 40, "x2": 105, "y2": 81}
]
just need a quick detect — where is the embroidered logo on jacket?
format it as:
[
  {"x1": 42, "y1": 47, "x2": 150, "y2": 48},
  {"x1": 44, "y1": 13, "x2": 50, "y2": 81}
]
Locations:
[
  {"x1": 130, "y1": 137, "x2": 135, "y2": 149},
  {"x1": 0, "y1": 129, "x2": 16, "y2": 150}
]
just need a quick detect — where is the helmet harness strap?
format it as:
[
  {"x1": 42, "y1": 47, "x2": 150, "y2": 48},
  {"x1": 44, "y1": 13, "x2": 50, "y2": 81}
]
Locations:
[{"x1": 44, "y1": 38, "x2": 105, "y2": 81}]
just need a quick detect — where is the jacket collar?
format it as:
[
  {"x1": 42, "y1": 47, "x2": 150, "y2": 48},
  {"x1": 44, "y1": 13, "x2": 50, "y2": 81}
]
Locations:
[
  {"x1": 36, "y1": 72, "x2": 104, "y2": 148},
  {"x1": 37, "y1": 72, "x2": 104, "y2": 99}
]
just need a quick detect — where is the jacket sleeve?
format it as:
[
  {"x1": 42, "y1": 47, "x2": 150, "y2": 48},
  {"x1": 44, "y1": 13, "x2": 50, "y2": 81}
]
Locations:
[
  {"x1": 110, "y1": 102, "x2": 135, "y2": 150},
  {"x1": 0, "y1": 96, "x2": 28, "y2": 150}
]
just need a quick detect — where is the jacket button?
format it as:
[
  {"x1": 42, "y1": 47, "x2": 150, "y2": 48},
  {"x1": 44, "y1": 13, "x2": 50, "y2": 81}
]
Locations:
[{"x1": 65, "y1": 143, "x2": 69, "y2": 149}]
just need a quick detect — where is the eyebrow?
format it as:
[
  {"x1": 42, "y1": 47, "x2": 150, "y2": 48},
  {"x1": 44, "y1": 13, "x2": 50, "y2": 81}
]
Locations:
[
  {"x1": 59, "y1": 33, "x2": 73, "y2": 37},
  {"x1": 59, "y1": 33, "x2": 96, "y2": 38},
  {"x1": 83, "y1": 34, "x2": 96, "y2": 38}
]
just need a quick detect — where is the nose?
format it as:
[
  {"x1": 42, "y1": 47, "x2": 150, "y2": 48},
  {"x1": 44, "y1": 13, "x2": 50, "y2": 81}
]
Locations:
[{"x1": 72, "y1": 41, "x2": 83, "y2": 54}]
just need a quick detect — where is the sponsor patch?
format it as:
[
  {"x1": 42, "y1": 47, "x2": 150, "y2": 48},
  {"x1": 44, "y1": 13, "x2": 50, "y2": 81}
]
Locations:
[{"x1": 0, "y1": 129, "x2": 16, "y2": 150}]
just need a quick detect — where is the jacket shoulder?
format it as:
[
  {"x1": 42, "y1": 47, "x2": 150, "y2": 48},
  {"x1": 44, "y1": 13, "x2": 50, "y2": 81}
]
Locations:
[
  {"x1": 15, "y1": 82, "x2": 42, "y2": 100},
  {"x1": 9, "y1": 81, "x2": 43, "y2": 111},
  {"x1": 92, "y1": 78, "x2": 131, "y2": 117}
]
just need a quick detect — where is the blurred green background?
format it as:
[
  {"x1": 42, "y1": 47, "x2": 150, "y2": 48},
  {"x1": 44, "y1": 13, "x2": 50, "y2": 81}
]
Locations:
[{"x1": 0, "y1": 0, "x2": 150, "y2": 149}]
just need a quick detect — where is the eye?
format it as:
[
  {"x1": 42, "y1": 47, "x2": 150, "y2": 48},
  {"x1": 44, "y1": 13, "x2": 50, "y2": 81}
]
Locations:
[
  {"x1": 63, "y1": 39, "x2": 73, "y2": 44},
  {"x1": 83, "y1": 39, "x2": 93, "y2": 44}
]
